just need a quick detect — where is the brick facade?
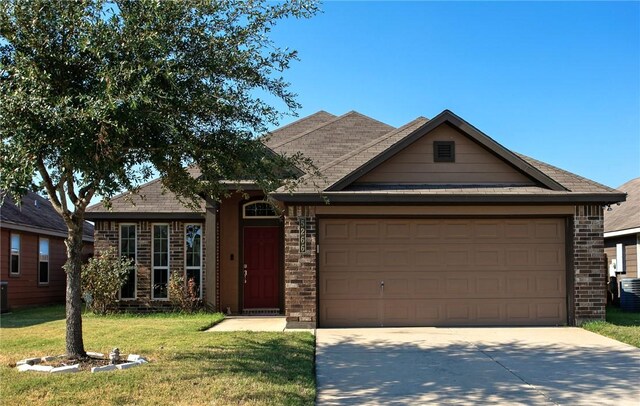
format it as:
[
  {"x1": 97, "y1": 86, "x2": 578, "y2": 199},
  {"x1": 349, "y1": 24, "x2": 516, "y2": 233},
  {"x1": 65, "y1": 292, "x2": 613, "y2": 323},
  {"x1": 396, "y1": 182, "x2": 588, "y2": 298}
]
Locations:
[
  {"x1": 283, "y1": 205, "x2": 317, "y2": 327},
  {"x1": 279, "y1": 204, "x2": 608, "y2": 327},
  {"x1": 573, "y1": 204, "x2": 606, "y2": 324},
  {"x1": 94, "y1": 220, "x2": 205, "y2": 312}
]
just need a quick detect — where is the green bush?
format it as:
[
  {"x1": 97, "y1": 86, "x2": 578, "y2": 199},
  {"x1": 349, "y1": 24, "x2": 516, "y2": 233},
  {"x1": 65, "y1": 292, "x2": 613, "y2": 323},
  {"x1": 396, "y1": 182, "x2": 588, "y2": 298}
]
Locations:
[{"x1": 81, "y1": 248, "x2": 134, "y2": 315}]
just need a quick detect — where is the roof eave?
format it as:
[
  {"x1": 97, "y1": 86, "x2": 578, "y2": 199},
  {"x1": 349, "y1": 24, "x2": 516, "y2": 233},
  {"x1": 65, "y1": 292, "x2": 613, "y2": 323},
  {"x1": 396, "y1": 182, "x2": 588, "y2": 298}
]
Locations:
[
  {"x1": 0, "y1": 221, "x2": 94, "y2": 242},
  {"x1": 604, "y1": 227, "x2": 640, "y2": 238},
  {"x1": 84, "y1": 212, "x2": 205, "y2": 221},
  {"x1": 271, "y1": 192, "x2": 627, "y2": 205}
]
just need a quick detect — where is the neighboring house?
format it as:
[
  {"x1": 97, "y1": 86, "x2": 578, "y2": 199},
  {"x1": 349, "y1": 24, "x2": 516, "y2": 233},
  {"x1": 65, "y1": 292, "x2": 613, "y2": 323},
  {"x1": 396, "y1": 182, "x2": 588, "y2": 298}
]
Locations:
[
  {"x1": 85, "y1": 110, "x2": 625, "y2": 327},
  {"x1": 604, "y1": 177, "x2": 639, "y2": 297},
  {"x1": 1, "y1": 191, "x2": 94, "y2": 310}
]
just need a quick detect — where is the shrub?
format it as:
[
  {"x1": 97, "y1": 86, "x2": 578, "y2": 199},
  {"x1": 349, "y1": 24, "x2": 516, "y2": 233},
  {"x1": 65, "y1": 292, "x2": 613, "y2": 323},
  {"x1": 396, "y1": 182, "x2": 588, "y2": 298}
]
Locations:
[
  {"x1": 168, "y1": 272, "x2": 202, "y2": 313},
  {"x1": 81, "y1": 248, "x2": 134, "y2": 315}
]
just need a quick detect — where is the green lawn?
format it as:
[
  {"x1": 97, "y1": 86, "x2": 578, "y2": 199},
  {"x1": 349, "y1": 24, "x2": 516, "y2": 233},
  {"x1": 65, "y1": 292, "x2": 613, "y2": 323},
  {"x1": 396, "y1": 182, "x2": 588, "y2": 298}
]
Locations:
[
  {"x1": 0, "y1": 306, "x2": 315, "y2": 405},
  {"x1": 583, "y1": 306, "x2": 640, "y2": 348}
]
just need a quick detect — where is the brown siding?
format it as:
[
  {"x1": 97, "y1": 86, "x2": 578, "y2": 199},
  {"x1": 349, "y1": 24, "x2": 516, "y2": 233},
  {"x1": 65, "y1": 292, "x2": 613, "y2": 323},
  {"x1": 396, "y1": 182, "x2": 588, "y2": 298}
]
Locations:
[
  {"x1": 604, "y1": 234, "x2": 639, "y2": 295},
  {"x1": 0, "y1": 227, "x2": 93, "y2": 309},
  {"x1": 219, "y1": 194, "x2": 242, "y2": 313},
  {"x1": 356, "y1": 123, "x2": 535, "y2": 185}
]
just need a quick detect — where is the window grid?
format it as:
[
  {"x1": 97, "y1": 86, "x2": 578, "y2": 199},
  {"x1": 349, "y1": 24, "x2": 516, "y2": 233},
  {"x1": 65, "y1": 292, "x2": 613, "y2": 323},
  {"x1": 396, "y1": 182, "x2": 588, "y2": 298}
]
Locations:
[
  {"x1": 243, "y1": 201, "x2": 278, "y2": 219},
  {"x1": 185, "y1": 224, "x2": 203, "y2": 299},
  {"x1": 152, "y1": 224, "x2": 169, "y2": 300},
  {"x1": 38, "y1": 238, "x2": 49, "y2": 285},
  {"x1": 10, "y1": 233, "x2": 20, "y2": 276},
  {"x1": 119, "y1": 224, "x2": 137, "y2": 299}
]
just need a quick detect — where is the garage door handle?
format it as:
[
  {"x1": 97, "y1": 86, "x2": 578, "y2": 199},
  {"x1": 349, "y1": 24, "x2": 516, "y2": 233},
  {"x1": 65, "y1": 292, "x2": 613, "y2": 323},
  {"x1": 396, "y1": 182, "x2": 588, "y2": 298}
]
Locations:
[{"x1": 381, "y1": 280, "x2": 384, "y2": 293}]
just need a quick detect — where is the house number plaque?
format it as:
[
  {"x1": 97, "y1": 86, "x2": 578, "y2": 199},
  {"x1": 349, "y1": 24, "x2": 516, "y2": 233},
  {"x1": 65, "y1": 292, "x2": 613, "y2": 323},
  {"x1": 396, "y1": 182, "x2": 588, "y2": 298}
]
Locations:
[{"x1": 299, "y1": 217, "x2": 307, "y2": 253}]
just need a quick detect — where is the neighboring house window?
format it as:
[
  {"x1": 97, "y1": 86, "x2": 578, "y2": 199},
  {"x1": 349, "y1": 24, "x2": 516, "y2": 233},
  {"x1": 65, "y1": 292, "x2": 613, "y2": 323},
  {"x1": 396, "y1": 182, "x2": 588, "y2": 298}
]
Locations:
[
  {"x1": 243, "y1": 201, "x2": 278, "y2": 218},
  {"x1": 152, "y1": 224, "x2": 169, "y2": 300},
  {"x1": 10, "y1": 233, "x2": 20, "y2": 276},
  {"x1": 185, "y1": 224, "x2": 202, "y2": 298},
  {"x1": 38, "y1": 238, "x2": 49, "y2": 285},
  {"x1": 119, "y1": 224, "x2": 137, "y2": 299}
]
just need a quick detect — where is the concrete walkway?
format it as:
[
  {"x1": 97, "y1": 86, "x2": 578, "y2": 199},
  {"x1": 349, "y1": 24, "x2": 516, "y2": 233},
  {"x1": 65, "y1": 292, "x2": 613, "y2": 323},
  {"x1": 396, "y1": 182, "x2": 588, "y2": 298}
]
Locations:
[
  {"x1": 206, "y1": 316, "x2": 287, "y2": 332},
  {"x1": 316, "y1": 327, "x2": 640, "y2": 405},
  {"x1": 205, "y1": 316, "x2": 315, "y2": 334}
]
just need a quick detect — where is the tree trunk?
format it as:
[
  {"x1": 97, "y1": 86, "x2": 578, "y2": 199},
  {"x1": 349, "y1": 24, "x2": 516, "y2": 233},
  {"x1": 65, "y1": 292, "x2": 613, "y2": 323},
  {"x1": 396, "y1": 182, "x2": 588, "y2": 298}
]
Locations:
[{"x1": 65, "y1": 220, "x2": 86, "y2": 358}]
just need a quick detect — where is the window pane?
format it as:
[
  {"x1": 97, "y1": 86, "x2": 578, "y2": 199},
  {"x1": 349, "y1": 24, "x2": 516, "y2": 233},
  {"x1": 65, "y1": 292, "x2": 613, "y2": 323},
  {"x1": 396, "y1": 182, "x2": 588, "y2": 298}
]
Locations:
[
  {"x1": 120, "y1": 225, "x2": 136, "y2": 261},
  {"x1": 39, "y1": 238, "x2": 49, "y2": 255},
  {"x1": 10, "y1": 255, "x2": 19, "y2": 275},
  {"x1": 186, "y1": 269, "x2": 201, "y2": 298},
  {"x1": 153, "y1": 225, "x2": 168, "y2": 268},
  {"x1": 185, "y1": 225, "x2": 202, "y2": 267},
  {"x1": 120, "y1": 268, "x2": 136, "y2": 299},
  {"x1": 39, "y1": 239, "x2": 49, "y2": 261},
  {"x1": 39, "y1": 261, "x2": 49, "y2": 284},
  {"x1": 153, "y1": 269, "x2": 168, "y2": 299},
  {"x1": 244, "y1": 202, "x2": 276, "y2": 217},
  {"x1": 11, "y1": 234, "x2": 20, "y2": 253}
]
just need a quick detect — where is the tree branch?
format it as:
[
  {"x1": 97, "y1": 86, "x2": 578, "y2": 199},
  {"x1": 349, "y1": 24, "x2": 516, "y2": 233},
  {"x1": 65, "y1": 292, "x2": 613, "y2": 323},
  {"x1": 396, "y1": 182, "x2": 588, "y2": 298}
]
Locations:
[
  {"x1": 36, "y1": 158, "x2": 63, "y2": 211},
  {"x1": 66, "y1": 169, "x2": 79, "y2": 205}
]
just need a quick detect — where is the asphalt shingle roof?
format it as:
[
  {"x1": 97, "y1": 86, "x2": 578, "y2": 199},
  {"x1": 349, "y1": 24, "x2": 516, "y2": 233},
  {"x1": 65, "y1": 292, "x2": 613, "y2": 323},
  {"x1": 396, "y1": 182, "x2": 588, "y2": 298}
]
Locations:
[
  {"x1": 263, "y1": 111, "x2": 336, "y2": 147},
  {"x1": 87, "y1": 166, "x2": 204, "y2": 214},
  {"x1": 604, "y1": 177, "x2": 640, "y2": 233},
  {"x1": 1, "y1": 190, "x2": 94, "y2": 241},
  {"x1": 86, "y1": 110, "x2": 625, "y2": 215},
  {"x1": 266, "y1": 111, "x2": 395, "y2": 167}
]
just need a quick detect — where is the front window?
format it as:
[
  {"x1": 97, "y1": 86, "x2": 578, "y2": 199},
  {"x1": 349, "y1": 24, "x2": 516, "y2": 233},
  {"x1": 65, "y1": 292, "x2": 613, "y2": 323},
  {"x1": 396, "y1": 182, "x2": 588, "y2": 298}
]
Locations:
[
  {"x1": 243, "y1": 201, "x2": 278, "y2": 218},
  {"x1": 185, "y1": 224, "x2": 202, "y2": 298},
  {"x1": 38, "y1": 238, "x2": 49, "y2": 284},
  {"x1": 119, "y1": 224, "x2": 137, "y2": 299},
  {"x1": 10, "y1": 234, "x2": 20, "y2": 276},
  {"x1": 152, "y1": 224, "x2": 169, "y2": 300}
]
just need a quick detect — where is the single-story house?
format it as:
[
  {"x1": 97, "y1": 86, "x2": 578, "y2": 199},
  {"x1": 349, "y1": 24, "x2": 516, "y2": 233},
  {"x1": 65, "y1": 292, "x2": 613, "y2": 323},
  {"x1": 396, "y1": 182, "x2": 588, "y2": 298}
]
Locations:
[
  {"x1": 85, "y1": 109, "x2": 625, "y2": 327},
  {"x1": 604, "y1": 177, "x2": 639, "y2": 298},
  {"x1": 1, "y1": 191, "x2": 94, "y2": 311}
]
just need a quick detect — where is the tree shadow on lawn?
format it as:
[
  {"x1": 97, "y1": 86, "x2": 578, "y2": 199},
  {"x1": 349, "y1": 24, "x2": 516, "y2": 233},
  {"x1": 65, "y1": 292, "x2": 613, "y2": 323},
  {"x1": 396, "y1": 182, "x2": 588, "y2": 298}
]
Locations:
[
  {"x1": 173, "y1": 333, "x2": 315, "y2": 404},
  {"x1": 315, "y1": 332, "x2": 640, "y2": 405},
  {"x1": 0, "y1": 305, "x2": 66, "y2": 328}
]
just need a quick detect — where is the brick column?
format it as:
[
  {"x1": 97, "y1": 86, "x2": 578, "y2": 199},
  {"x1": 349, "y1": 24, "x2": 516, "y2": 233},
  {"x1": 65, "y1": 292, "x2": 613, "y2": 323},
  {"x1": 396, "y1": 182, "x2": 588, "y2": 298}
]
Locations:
[
  {"x1": 573, "y1": 204, "x2": 606, "y2": 325},
  {"x1": 284, "y1": 205, "x2": 317, "y2": 328}
]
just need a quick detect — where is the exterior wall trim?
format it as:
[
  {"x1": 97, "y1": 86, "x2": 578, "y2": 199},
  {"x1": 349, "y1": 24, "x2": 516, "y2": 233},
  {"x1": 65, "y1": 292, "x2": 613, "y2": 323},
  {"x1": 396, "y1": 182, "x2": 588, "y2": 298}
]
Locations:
[
  {"x1": 604, "y1": 227, "x2": 640, "y2": 238},
  {"x1": 2, "y1": 222, "x2": 94, "y2": 242}
]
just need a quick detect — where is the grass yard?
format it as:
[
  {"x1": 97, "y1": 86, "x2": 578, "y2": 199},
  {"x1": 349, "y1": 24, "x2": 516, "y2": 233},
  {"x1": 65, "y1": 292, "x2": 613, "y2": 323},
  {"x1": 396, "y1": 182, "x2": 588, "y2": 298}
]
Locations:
[
  {"x1": 583, "y1": 306, "x2": 640, "y2": 348},
  {"x1": 0, "y1": 306, "x2": 315, "y2": 405}
]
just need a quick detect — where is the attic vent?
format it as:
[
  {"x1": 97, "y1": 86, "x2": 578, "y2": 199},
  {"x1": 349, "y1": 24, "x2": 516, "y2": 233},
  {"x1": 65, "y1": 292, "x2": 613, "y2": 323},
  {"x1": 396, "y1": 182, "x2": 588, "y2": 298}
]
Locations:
[{"x1": 434, "y1": 141, "x2": 455, "y2": 162}]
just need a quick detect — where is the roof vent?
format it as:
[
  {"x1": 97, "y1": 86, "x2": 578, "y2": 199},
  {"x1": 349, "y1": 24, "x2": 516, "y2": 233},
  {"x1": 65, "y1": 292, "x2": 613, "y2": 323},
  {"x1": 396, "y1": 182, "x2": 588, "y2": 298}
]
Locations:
[{"x1": 434, "y1": 141, "x2": 455, "y2": 162}]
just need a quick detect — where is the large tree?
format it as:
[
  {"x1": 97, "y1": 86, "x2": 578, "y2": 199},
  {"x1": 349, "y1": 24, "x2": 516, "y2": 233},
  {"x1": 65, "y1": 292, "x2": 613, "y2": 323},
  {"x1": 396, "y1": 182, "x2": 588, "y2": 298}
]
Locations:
[{"x1": 0, "y1": 0, "x2": 317, "y2": 358}]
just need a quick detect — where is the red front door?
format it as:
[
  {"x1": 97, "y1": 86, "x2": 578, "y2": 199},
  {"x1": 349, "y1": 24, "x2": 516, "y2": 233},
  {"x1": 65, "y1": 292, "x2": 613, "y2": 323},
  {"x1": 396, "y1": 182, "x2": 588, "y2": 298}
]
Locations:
[{"x1": 243, "y1": 226, "x2": 279, "y2": 309}]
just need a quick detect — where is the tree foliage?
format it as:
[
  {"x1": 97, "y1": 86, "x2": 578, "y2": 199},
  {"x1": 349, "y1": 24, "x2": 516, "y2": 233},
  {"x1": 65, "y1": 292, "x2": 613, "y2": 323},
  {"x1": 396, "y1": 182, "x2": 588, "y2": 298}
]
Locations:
[
  {"x1": 81, "y1": 248, "x2": 133, "y2": 315},
  {"x1": 0, "y1": 0, "x2": 318, "y2": 356}
]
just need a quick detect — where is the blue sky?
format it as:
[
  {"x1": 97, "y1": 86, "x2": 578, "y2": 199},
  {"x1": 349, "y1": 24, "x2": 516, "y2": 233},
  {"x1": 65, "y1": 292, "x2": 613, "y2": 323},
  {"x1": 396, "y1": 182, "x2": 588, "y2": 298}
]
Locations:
[{"x1": 270, "y1": 1, "x2": 640, "y2": 189}]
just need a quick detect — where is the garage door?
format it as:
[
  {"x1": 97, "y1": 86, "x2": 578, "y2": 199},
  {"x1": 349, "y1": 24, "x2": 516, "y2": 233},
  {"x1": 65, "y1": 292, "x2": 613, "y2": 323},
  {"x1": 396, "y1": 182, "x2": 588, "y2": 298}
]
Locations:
[{"x1": 319, "y1": 218, "x2": 567, "y2": 327}]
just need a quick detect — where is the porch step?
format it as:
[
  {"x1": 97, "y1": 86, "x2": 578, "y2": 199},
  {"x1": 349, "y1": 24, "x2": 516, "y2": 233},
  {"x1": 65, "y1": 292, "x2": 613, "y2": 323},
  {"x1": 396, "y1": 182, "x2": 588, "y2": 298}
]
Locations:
[{"x1": 242, "y1": 308, "x2": 281, "y2": 316}]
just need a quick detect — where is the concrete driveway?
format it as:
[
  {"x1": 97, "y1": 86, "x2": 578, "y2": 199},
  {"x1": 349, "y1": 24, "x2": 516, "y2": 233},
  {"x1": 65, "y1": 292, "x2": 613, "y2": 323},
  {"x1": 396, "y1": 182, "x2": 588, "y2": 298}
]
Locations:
[{"x1": 316, "y1": 327, "x2": 640, "y2": 405}]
